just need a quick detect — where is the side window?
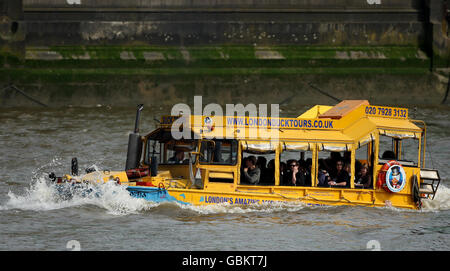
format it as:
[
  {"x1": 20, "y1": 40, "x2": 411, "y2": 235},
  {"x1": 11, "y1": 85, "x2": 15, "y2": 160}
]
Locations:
[
  {"x1": 199, "y1": 140, "x2": 237, "y2": 165},
  {"x1": 378, "y1": 134, "x2": 419, "y2": 167},
  {"x1": 317, "y1": 150, "x2": 351, "y2": 188},
  {"x1": 280, "y1": 144, "x2": 313, "y2": 187},
  {"x1": 399, "y1": 138, "x2": 419, "y2": 167},
  {"x1": 240, "y1": 141, "x2": 276, "y2": 185},
  {"x1": 354, "y1": 143, "x2": 374, "y2": 189},
  {"x1": 144, "y1": 139, "x2": 161, "y2": 165},
  {"x1": 378, "y1": 135, "x2": 396, "y2": 161},
  {"x1": 242, "y1": 152, "x2": 276, "y2": 186}
]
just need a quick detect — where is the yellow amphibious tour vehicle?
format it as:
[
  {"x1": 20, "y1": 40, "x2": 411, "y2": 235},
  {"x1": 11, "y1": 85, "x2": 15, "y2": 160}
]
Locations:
[{"x1": 51, "y1": 100, "x2": 441, "y2": 210}]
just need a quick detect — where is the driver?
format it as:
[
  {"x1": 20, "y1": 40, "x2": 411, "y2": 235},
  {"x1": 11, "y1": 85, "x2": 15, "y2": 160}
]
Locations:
[{"x1": 168, "y1": 150, "x2": 184, "y2": 164}]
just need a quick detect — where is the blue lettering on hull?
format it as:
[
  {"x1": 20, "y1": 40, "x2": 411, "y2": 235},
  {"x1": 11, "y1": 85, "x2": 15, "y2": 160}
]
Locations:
[
  {"x1": 127, "y1": 187, "x2": 326, "y2": 208},
  {"x1": 126, "y1": 186, "x2": 189, "y2": 205}
]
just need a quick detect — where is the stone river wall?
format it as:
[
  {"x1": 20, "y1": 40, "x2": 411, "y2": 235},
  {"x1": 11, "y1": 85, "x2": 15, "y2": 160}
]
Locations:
[{"x1": 0, "y1": 0, "x2": 449, "y2": 107}]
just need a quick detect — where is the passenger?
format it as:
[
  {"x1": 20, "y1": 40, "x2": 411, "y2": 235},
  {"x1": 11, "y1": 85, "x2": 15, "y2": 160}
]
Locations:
[
  {"x1": 343, "y1": 151, "x2": 362, "y2": 173},
  {"x1": 256, "y1": 156, "x2": 267, "y2": 171},
  {"x1": 317, "y1": 159, "x2": 330, "y2": 187},
  {"x1": 305, "y1": 158, "x2": 312, "y2": 186},
  {"x1": 285, "y1": 160, "x2": 306, "y2": 186},
  {"x1": 344, "y1": 151, "x2": 351, "y2": 165},
  {"x1": 280, "y1": 162, "x2": 287, "y2": 184},
  {"x1": 344, "y1": 163, "x2": 355, "y2": 184},
  {"x1": 168, "y1": 150, "x2": 184, "y2": 164},
  {"x1": 355, "y1": 160, "x2": 362, "y2": 176},
  {"x1": 242, "y1": 157, "x2": 248, "y2": 167},
  {"x1": 355, "y1": 164, "x2": 372, "y2": 189},
  {"x1": 267, "y1": 159, "x2": 275, "y2": 170},
  {"x1": 243, "y1": 155, "x2": 260, "y2": 185},
  {"x1": 318, "y1": 172, "x2": 329, "y2": 187},
  {"x1": 299, "y1": 152, "x2": 306, "y2": 166},
  {"x1": 318, "y1": 170, "x2": 330, "y2": 187},
  {"x1": 344, "y1": 163, "x2": 351, "y2": 175},
  {"x1": 256, "y1": 156, "x2": 269, "y2": 183},
  {"x1": 344, "y1": 151, "x2": 361, "y2": 172},
  {"x1": 297, "y1": 158, "x2": 312, "y2": 186},
  {"x1": 241, "y1": 157, "x2": 248, "y2": 183},
  {"x1": 331, "y1": 152, "x2": 342, "y2": 161},
  {"x1": 328, "y1": 160, "x2": 350, "y2": 188},
  {"x1": 324, "y1": 152, "x2": 341, "y2": 173},
  {"x1": 264, "y1": 159, "x2": 276, "y2": 184},
  {"x1": 283, "y1": 160, "x2": 295, "y2": 185},
  {"x1": 298, "y1": 159, "x2": 307, "y2": 173},
  {"x1": 382, "y1": 150, "x2": 396, "y2": 160}
]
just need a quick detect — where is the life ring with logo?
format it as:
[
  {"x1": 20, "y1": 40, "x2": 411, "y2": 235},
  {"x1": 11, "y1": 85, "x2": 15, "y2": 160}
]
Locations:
[{"x1": 377, "y1": 160, "x2": 406, "y2": 193}]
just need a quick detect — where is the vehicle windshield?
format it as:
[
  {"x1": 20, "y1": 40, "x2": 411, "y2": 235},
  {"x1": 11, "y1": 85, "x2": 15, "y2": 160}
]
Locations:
[
  {"x1": 145, "y1": 139, "x2": 198, "y2": 165},
  {"x1": 199, "y1": 139, "x2": 238, "y2": 165}
]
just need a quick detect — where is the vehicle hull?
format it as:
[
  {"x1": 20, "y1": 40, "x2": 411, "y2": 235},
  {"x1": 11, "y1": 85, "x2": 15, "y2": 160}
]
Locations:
[{"x1": 126, "y1": 184, "x2": 419, "y2": 210}]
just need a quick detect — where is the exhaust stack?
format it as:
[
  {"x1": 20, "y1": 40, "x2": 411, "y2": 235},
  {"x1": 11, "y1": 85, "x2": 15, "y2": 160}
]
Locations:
[{"x1": 125, "y1": 104, "x2": 144, "y2": 171}]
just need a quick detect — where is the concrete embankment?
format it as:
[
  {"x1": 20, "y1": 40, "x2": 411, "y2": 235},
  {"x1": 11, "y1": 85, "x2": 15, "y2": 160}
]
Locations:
[{"x1": 0, "y1": 0, "x2": 449, "y2": 107}]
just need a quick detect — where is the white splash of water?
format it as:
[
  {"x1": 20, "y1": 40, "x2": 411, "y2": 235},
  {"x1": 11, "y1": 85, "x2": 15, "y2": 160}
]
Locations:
[
  {"x1": 91, "y1": 181, "x2": 159, "y2": 215},
  {"x1": 421, "y1": 183, "x2": 450, "y2": 212},
  {"x1": 5, "y1": 176, "x2": 71, "y2": 211},
  {"x1": 2, "y1": 176, "x2": 156, "y2": 216}
]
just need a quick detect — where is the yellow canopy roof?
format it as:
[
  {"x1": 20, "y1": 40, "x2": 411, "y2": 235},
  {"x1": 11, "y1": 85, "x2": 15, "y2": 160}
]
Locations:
[
  {"x1": 368, "y1": 117, "x2": 422, "y2": 133},
  {"x1": 297, "y1": 105, "x2": 333, "y2": 118},
  {"x1": 152, "y1": 100, "x2": 423, "y2": 145}
]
